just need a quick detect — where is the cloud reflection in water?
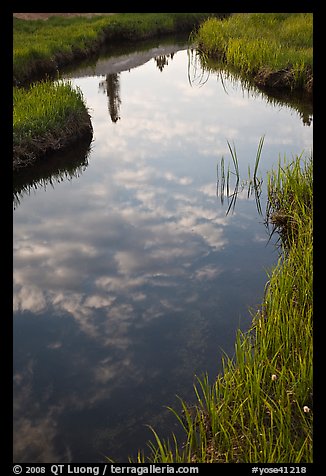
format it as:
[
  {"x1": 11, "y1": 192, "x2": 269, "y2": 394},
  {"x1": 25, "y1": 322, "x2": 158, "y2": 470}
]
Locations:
[{"x1": 13, "y1": 47, "x2": 312, "y2": 462}]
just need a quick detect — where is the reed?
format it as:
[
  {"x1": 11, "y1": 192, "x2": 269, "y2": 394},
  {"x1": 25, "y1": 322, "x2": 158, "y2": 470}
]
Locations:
[{"x1": 127, "y1": 154, "x2": 313, "y2": 463}]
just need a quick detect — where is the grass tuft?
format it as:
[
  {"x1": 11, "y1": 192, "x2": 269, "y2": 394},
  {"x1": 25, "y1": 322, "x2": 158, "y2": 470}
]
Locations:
[{"x1": 13, "y1": 80, "x2": 92, "y2": 168}]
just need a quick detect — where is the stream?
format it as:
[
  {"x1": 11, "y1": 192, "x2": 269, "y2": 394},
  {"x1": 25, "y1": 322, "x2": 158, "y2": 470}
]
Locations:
[{"x1": 13, "y1": 35, "x2": 313, "y2": 463}]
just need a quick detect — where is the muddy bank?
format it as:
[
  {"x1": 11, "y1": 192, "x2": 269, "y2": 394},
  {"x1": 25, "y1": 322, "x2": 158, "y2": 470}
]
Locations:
[
  {"x1": 13, "y1": 111, "x2": 93, "y2": 172},
  {"x1": 13, "y1": 133, "x2": 93, "y2": 209},
  {"x1": 253, "y1": 65, "x2": 313, "y2": 95}
]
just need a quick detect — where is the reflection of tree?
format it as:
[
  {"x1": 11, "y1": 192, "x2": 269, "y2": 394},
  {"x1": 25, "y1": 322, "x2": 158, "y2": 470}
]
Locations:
[
  {"x1": 99, "y1": 73, "x2": 121, "y2": 123},
  {"x1": 299, "y1": 111, "x2": 313, "y2": 127},
  {"x1": 154, "y1": 53, "x2": 175, "y2": 72}
]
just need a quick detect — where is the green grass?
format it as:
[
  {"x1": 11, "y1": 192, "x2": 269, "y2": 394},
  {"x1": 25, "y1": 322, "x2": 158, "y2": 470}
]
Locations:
[
  {"x1": 194, "y1": 13, "x2": 313, "y2": 92},
  {"x1": 128, "y1": 155, "x2": 313, "y2": 463},
  {"x1": 13, "y1": 80, "x2": 92, "y2": 168},
  {"x1": 13, "y1": 13, "x2": 224, "y2": 84}
]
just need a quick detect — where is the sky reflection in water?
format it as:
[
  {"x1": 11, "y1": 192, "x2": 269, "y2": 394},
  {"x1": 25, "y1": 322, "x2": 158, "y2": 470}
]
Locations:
[{"x1": 13, "y1": 44, "x2": 313, "y2": 463}]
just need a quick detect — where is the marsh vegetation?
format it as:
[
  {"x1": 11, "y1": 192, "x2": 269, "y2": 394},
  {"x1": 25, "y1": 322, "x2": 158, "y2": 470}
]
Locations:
[{"x1": 195, "y1": 13, "x2": 313, "y2": 94}]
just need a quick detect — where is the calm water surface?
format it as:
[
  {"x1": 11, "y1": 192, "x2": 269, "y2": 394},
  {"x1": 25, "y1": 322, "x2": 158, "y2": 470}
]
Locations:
[{"x1": 13, "y1": 39, "x2": 313, "y2": 463}]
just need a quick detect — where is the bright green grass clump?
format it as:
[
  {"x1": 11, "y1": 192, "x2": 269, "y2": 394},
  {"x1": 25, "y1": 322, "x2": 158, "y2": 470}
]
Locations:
[
  {"x1": 14, "y1": 80, "x2": 86, "y2": 136},
  {"x1": 13, "y1": 80, "x2": 92, "y2": 166},
  {"x1": 195, "y1": 13, "x2": 313, "y2": 91},
  {"x1": 130, "y1": 155, "x2": 313, "y2": 463}
]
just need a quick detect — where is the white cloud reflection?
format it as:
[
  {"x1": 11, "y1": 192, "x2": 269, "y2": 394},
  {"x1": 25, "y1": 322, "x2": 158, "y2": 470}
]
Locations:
[
  {"x1": 13, "y1": 47, "x2": 312, "y2": 462},
  {"x1": 13, "y1": 284, "x2": 46, "y2": 313}
]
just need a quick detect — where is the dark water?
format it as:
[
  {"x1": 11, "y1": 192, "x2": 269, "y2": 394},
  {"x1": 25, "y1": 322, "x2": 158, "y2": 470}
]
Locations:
[{"x1": 13, "y1": 38, "x2": 313, "y2": 463}]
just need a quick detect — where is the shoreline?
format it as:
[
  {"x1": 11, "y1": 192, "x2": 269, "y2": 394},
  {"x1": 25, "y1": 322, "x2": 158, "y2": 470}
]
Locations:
[
  {"x1": 196, "y1": 13, "x2": 313, "y2": 96},
  {"x1": 13, "y1": 118, "x2": 93, "y2": 172},
  {"x1": 13, "y1": 13, "x2": 219, "y2": 168}
]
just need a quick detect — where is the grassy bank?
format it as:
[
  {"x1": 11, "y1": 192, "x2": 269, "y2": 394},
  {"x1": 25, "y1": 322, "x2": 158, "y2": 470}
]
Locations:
[
  {"x1": 130, "y1": 155, "x2": 313, "y2": 463},
  {"x1": 13, "y1": 13, "x2": 226, "y2": 85},
  {"x1": 195, "y1": 13, "x2": 313, "y2": 94},
  {"x1": 13, "y1": 80, "x2": 92, "y2": 170}
]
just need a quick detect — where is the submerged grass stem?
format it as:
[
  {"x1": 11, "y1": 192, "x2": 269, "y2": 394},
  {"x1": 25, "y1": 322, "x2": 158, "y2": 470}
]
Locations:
[{"x1": 217, "y1": 137, "x2": 264, "y2": 215}]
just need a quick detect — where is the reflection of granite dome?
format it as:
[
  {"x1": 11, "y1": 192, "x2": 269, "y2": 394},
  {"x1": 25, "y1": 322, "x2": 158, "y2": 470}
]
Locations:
[{"x1": 65, "y1": 43, "x2": 188, "y2": 79}]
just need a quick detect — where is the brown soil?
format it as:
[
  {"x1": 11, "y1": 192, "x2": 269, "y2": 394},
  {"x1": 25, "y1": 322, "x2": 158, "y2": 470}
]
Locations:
[
  {"x1": 13, "y1": 13, "x2": 117, "y2": 20},
  {"x1": 13, "y1": 111, "x2": 93, "y2": 171},
  {"x1": 254, "y1": 66, "x2": 313, "y2": 95}
]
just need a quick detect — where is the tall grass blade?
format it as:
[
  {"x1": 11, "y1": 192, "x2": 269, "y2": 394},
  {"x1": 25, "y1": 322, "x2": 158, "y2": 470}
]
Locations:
[
  {"x1": 254, "y1": 135, "x2": 265, "y2": 180},
  {"x1": 227, "y1": 140, "x2": 239, "y2": 178}
]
